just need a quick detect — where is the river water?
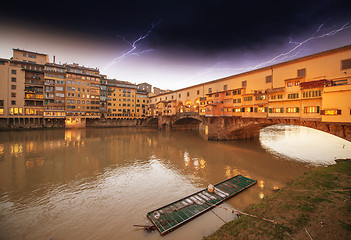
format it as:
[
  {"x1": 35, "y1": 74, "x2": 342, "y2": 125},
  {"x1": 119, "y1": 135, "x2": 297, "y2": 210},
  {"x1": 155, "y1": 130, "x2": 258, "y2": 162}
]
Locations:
[{"x1": 0, "y1": 125, "x2": 350, "y2": 240}]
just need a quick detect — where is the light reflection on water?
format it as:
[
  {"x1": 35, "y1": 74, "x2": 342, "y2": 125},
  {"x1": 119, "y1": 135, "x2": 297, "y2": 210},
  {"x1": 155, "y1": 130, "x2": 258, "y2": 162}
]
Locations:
[
  {"x1": 0, "y1": 126, "x2": 348, "y2": 240},
  {"x1": 260, "y1": 124, "x2": 351, "y2": 165}
]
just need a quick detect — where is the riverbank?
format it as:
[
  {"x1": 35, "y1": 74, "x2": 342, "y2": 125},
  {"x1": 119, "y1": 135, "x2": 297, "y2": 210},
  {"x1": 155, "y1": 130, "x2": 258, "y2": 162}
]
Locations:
[{"x1": 204, "y1": 159, "x2": 351, "y2": 240}]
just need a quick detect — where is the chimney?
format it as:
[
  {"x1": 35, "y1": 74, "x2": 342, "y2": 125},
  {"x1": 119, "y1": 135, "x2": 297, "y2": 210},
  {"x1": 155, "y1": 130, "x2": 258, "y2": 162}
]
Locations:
[{"x1": 53, "y1": 56, "x2": 56, "y2": 64}]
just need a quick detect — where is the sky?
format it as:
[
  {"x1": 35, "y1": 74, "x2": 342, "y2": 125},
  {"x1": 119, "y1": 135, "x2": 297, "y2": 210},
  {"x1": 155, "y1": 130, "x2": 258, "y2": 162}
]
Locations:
[{"x1": 0, "y1": 0, "x2": 351, "y2": 90}]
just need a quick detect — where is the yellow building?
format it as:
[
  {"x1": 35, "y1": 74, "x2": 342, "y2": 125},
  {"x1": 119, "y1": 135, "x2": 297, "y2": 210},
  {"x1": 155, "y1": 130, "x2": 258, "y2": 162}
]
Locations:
[
  {"x1": 64, "y1": 63, "x2": 101, "y2": 127},
  {"x1": 106, "y1": 79, "x2": 137, "y2": 118},
  {"x1": 150, "y1": 45, "x2": 351, "y2": 125},
  {"x1": 135, "y1": 90, "x2": 149, "y2": 118},
  {"x1": 43, "y1": 63, "x2": 66, "y2": 125}
]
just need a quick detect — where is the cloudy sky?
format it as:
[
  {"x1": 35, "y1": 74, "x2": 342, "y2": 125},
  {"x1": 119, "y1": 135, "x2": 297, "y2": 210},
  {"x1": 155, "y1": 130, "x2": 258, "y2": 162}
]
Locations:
[{"x1": 0, "y1": 0, "x2": 350, "y2": 90}]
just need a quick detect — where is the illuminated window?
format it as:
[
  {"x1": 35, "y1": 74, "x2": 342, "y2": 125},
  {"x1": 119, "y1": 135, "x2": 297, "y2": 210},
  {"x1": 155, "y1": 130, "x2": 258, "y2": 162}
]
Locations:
[
  {"x1": 255, "y1": 95, "x2": 266, "y2": 100},
  {"x1": 322, "y1": 109, "x2": 341, "y2": 115},
  {"x1": 270, "y1": 108, "x2": 284, "y2": 113},
  {"x1": 0, "y1": 108, "x2": 3, "y2": 115},
  {"x1": 257, "y1": 107, "x2": 266, "y2": 113},
  {"x1": 286, "y1": 107, "x2": 299, "y2": 113},
  {"x1": 287, "y1": 82, "x2": 293, "y2": 87},
  {"x1": 304, "y1": 106, "x2": 320, "y2": 113}
]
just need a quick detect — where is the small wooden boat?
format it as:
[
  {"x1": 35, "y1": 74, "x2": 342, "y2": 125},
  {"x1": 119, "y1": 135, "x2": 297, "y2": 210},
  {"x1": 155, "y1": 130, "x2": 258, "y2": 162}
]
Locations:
[{"x1": 146, "y1": 174, "x2": 256, "y2": 235}]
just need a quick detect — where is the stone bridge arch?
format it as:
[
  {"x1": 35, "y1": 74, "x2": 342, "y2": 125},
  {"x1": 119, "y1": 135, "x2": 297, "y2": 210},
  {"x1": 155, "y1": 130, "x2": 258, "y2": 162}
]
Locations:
[
  {"x1": 144, "y1": 117, "x2": 158, "y2": 127},
  {"x1": 206, "y1": 116, "x2": 351, "y2": 141},
  {"x1": 171, "y1": 114, "x2": 205, "y2": 131}
]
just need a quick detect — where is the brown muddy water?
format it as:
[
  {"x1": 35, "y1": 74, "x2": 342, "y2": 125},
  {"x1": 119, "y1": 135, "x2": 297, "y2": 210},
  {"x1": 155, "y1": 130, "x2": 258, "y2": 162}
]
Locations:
[{"x1": 0, "y1": 125, "x2": 350, "y2": 240}]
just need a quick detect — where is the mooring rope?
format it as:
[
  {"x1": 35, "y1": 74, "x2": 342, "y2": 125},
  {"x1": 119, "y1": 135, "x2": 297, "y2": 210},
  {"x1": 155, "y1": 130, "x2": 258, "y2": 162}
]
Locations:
[{"x1": 204, "y1": 201, "x2": 277, "y2": 224}]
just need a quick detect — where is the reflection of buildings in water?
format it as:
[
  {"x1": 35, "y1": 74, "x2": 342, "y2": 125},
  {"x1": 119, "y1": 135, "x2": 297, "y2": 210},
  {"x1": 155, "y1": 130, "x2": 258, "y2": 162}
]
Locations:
[
  {"x1": 181, "y1": 151, "x2": 207, "y2": 178},
  {"x1": 147, "y1": 137, "x2": 152, "y2": 146},
  {"x1": 0, "y1": 144, "x2": 4, "y2": 158},
  {"x1": 259, "y1": 192, "x2": 265, "y2": 199},
  {"x1": 224, "y1": 165, "x2": 250, "y2": 179},
  {"x1": 25, "y1": 157, "x2": 45, "y2": 169},
  {"x1": 184, "y1": 152, "x2": 190, "y2": 167},
  {"x1": 258, "y1": 180, "x2": 264, "y2": 189},
  {"x1": 26, "y1": 142, "x2": 34, "y2": 153},
  {"x1": 11, "y1": 144, "x2": 23, "y2": 156},
  {"x1": 65, "y1": 130, "x2": 86, "y2": 149}
]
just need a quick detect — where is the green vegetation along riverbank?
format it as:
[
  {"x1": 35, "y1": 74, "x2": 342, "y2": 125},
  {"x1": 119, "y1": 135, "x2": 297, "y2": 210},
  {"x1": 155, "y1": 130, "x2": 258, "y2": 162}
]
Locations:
[{"x1": 204, "y1": 159, "x2": 351, "y2": 240}]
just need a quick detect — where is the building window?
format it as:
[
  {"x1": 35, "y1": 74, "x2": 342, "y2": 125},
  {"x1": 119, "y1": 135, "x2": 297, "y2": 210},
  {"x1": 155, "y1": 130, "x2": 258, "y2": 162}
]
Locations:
[
  {"x1": 304, "y1": 106, "x2": 320, "y2": 113},
  {"x1": 244, "y1": 96, "x2": 252, "y2": 101},
  {"x1": 11, "y1": 69, "x2": 16, "y2": 74},
  {"x1": 269, "y1": 108, "x2": 284, "y2": 113},
  {"x1": 286, "y1": 107, "x2": 299, "y2": 113},
  {"x1": 341, "y1": 59, "x2": 351, "y2": 70},
  {"x1": 242, "y1": 81, "x2": 247, "y2": 87},
  {"x1": 187, "y1": 92, "x2": 189, "y2": 97},
  {"x1": 11, "y1": 85, "x2": 16, "y2": 90},
  {"x1": 255, "y1": 95, "x2": 266, "y2": 100},
  {"x1": 11, "y1": 93, "x2": 16, "y2": 98},
  {"x1": 288, "y1": 93, "x2": 299, "y2": 99},
  {"x1": 208, "y1": 88, "x2": 212, "y2": 93},
  {"x1": 197, "y1": 90, "x2": 200, "y2": 95},
  {"x1": 179, "y1": 94, "x2": 181, "y2": 98},
  {"x1": 266, "y1": 75, "x2": 272, "y2": 83},
  {"x1": 297, "y1": 68, "x2": 306, "y2": 77},
  {"x1": 321, "y1": 109, "x2": 341, "y2": 115},
  {"x1": 331, "y1": 79, "x2": 348, "y2": 86},
  {"x1": 223, "y1": 85, "x2": 228, "y2": 91},
  {"x1": 11, "y1": 77, "x2": 16, "y2": 82},
  {"x1": 11, "y1": 100, "x2": 16, "y2": 105}
]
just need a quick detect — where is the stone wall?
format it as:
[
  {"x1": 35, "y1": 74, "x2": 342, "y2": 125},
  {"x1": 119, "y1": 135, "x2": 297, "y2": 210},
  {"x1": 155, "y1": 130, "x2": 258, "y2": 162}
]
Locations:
[{"x1": 86, "y1": 118, "x2": 147, "y2": 127}]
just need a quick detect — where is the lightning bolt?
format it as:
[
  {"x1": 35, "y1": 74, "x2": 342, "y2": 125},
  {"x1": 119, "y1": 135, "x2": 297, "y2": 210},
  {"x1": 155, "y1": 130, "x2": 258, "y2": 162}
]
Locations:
[
  {"x1": 186, "y1": 20, "x2": 351, "y2": 82},
  {"x1": 103, "y1": 20, "x2": 161, "y2": 71},
  {"x1": 252, "y1": 20, "x2": 351, "y2": 69}
]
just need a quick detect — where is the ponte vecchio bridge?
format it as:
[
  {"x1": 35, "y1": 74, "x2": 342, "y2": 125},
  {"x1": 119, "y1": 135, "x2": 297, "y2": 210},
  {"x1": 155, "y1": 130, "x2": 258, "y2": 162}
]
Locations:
[{"x1": 147, "y1": 45, "x2": 351, "y2": 141}]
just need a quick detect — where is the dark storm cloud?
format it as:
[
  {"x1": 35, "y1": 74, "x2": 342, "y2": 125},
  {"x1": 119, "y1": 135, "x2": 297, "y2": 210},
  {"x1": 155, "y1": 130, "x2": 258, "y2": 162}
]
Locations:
[{"x1": 1, "y1": 0, "x2": 350, "y2": 53}]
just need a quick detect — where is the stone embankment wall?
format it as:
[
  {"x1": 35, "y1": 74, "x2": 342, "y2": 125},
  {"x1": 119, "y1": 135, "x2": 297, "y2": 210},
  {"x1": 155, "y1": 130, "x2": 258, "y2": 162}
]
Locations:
[
  {"x1": 86, "y1": 118, "x2": 148, "y2": 127},
  {"x1": 0, "y1": 118, "x2": 65, "y2": 130}
]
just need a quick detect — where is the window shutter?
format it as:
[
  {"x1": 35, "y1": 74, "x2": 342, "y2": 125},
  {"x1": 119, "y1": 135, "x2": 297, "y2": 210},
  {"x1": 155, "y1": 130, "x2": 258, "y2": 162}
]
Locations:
[
  {"x1": 317, "y1": 106, "x2": 320, "y2": 113},
  {"x1": 280, "y1": 108, "x2": 284, "y2": 113},
  {"x1": 296, "y1": 107, "x2": 299, "y2": 113},
  {"x1": 254, "y1": 107, "x2": 257, "y2": 113},
  {"x1": 269, "y1": 108, "x2": 272, "y2": 113},
  {"x1": 265, "y1": 107, "x2": 268, "y2": 113}
]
